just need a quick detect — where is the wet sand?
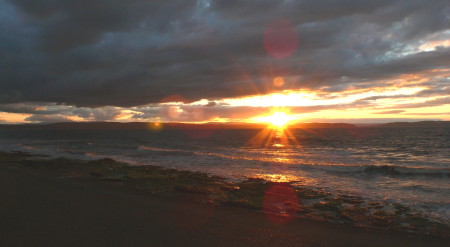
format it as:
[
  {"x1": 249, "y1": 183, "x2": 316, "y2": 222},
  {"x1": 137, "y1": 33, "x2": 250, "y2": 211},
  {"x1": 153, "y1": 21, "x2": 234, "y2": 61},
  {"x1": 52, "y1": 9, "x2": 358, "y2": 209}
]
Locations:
[{"x1": 1, "y1": 165, "x2": 448, "y2": 247}]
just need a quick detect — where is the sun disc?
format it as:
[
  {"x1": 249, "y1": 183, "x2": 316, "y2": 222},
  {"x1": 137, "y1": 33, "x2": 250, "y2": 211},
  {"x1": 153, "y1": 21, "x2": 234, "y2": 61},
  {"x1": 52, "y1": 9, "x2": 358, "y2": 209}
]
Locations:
[{"x1": 264, "y1": 112, "x2": 291, "y2": 128}]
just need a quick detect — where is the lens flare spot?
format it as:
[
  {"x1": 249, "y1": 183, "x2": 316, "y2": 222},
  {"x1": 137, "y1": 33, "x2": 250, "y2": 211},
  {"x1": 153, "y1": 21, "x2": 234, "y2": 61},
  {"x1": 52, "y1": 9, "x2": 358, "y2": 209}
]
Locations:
[
  {"x1": 263, "y1": 183, "x2": 300, "y2": 223},
  {"x1": 264, "y1": 20, "x2": 299, "y2": 59},
  {"x1": 148, "y1": 118, "x2": 163, "y2": 130},
  {"x1": 273, "y1": 76, "x2": 285, "y2": 88}
]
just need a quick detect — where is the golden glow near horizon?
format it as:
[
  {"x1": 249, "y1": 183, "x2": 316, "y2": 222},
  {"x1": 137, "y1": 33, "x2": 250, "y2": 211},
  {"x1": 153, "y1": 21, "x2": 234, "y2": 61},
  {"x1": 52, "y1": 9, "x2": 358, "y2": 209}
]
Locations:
[
  {"x1": 1, "y1": 69, "x2": 449, "y2": 124},
  {"x1": 0, "y1": 112, "x2": 31, "y2": 124},
  {"x1": 115, "y1": 110, "x2": 141, "y2": 120},
  {"x1": 217, "y1": 86, "x2": 426, "y2": 107}
]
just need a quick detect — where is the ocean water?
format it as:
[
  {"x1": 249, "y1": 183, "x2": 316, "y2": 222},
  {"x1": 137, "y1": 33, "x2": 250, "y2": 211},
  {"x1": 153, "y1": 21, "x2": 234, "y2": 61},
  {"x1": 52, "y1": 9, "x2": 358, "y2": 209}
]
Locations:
[{"x1": 1, "y1": 126, "x2": 449, "y2": 223}]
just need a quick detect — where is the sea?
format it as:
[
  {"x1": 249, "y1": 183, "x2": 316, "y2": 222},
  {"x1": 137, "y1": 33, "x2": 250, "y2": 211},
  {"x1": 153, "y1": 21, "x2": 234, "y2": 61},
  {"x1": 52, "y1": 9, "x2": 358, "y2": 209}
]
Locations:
[{"x1": 1, "y1": 126, "x2": 449, "y2": 224}]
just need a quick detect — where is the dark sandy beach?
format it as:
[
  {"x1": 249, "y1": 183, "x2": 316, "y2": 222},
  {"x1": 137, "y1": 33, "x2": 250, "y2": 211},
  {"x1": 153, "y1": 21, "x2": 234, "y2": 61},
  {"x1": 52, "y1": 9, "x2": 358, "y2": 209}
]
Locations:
[{"x1": 1, "y1": 160, "x2": 448, "y2": 247}]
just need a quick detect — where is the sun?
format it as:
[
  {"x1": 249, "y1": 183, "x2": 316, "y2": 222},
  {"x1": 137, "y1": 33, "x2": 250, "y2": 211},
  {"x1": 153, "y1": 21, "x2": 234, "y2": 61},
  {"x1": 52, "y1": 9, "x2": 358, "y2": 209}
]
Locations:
[
  {"x1": 267, "y1": 112, "x2": 290, "y2": 128},
  {"x1": 256, "y1": 111, "x2": 293, "y2": 129},
  {"x1": 248, "y1": 109, "x2": 300, "y2": 148}
]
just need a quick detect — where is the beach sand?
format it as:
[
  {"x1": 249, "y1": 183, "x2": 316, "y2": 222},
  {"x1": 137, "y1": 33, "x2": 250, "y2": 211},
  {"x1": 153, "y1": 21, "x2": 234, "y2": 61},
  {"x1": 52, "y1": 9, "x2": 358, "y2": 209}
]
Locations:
[{"x1": 1, "y1": 155, "x2": 448, "y2": 247}]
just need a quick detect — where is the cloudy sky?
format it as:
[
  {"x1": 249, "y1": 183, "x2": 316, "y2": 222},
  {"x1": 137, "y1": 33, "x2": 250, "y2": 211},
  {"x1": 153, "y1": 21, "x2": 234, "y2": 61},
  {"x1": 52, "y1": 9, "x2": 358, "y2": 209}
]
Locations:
[{"x1": 0, "y1": 0, "x2": 449, "y2": 124}]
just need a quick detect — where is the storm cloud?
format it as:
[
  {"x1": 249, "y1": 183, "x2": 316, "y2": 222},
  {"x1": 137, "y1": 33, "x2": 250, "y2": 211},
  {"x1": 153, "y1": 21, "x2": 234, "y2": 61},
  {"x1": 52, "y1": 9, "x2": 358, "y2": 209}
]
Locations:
[{"x1": 0, "y1": 0, "x2": 449, "y2": 114}]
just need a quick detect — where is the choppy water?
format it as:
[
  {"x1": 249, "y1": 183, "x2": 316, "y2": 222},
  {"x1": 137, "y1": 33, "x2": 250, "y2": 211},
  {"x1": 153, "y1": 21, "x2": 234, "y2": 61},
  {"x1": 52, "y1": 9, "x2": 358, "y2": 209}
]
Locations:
[{"x1": 1, "y1": 126, "x2": 449, "y2": 223}]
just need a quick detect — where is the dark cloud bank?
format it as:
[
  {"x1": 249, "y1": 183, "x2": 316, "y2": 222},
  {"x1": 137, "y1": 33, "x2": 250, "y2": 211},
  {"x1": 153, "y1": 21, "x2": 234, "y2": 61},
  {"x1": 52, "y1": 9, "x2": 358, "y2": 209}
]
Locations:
[{"x1": 0, "y1": 0, "x2": 449, "y2": 109}]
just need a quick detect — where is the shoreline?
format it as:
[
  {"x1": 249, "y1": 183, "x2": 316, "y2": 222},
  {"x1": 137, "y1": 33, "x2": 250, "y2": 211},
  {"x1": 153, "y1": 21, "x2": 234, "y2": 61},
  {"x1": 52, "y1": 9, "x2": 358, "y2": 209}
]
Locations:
[
  {"x1": 2, "y1": 161, "x2": 448, "y2": 247},
  {"x1": 1, "y1": 151, "x2": 449, "y2": 241}
]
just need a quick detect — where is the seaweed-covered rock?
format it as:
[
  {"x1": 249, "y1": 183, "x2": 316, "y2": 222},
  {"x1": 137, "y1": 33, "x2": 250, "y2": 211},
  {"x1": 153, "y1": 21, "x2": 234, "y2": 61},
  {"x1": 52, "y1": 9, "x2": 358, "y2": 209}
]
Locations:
[
  {"x1": 338, "y1": 195, "x2": 364, "y2": 205},
  {"x1": 313, "y1": 199, "x2": 343, "y2": 211},
  {"x1": 370, "y1": 210, "x2": 395, "y2": 227},
  {"x1": 341, "y1": 207, "x2": 369, "y2": 224},
  {"x1": 367, "y1": 202, "x2": 384, "y2": 209},
  {"x1": 223, "y1": 198, "x2": 260, "y2": 209},
  {"x1": 393, "y1": 203, "x2": 410, "y2": 215},
  {"x1": 296, "y1": 187, "x2": 329, "y2": 199},
  {"x1": 175, "y1": 185, "x2": 217, "y2": 195}
]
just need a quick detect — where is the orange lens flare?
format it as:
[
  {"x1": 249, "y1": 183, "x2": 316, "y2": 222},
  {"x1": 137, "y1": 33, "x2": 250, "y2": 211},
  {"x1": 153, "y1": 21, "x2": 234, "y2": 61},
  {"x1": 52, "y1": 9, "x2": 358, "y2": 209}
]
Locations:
[
  {"x1": 273, "y1": 76, "x2": 284, "y2": 88},
  {"x1": 148, "y1": 118, "x2": 163, "y2": 130},
  {"x1": 263, "y1": 183, "x2": 300, "y2": 223}
]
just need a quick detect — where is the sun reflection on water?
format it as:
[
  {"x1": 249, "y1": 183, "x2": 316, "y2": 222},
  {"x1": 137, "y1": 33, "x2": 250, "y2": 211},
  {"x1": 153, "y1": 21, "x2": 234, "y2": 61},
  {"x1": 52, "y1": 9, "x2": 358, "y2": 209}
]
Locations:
[
  {"x1": 248, "y1": 124, "x2": 299, "y2": 149},
  {"x1": 253, "y1": 174, "x2": 296, "y2": 183}
]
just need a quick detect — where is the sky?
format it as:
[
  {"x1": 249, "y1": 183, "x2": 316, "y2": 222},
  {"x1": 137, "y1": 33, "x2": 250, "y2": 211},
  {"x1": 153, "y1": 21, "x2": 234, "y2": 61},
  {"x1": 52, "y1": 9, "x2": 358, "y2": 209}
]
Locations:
[{"x1": 0, "y1": 0, "x2": 449, "y2": 124}]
